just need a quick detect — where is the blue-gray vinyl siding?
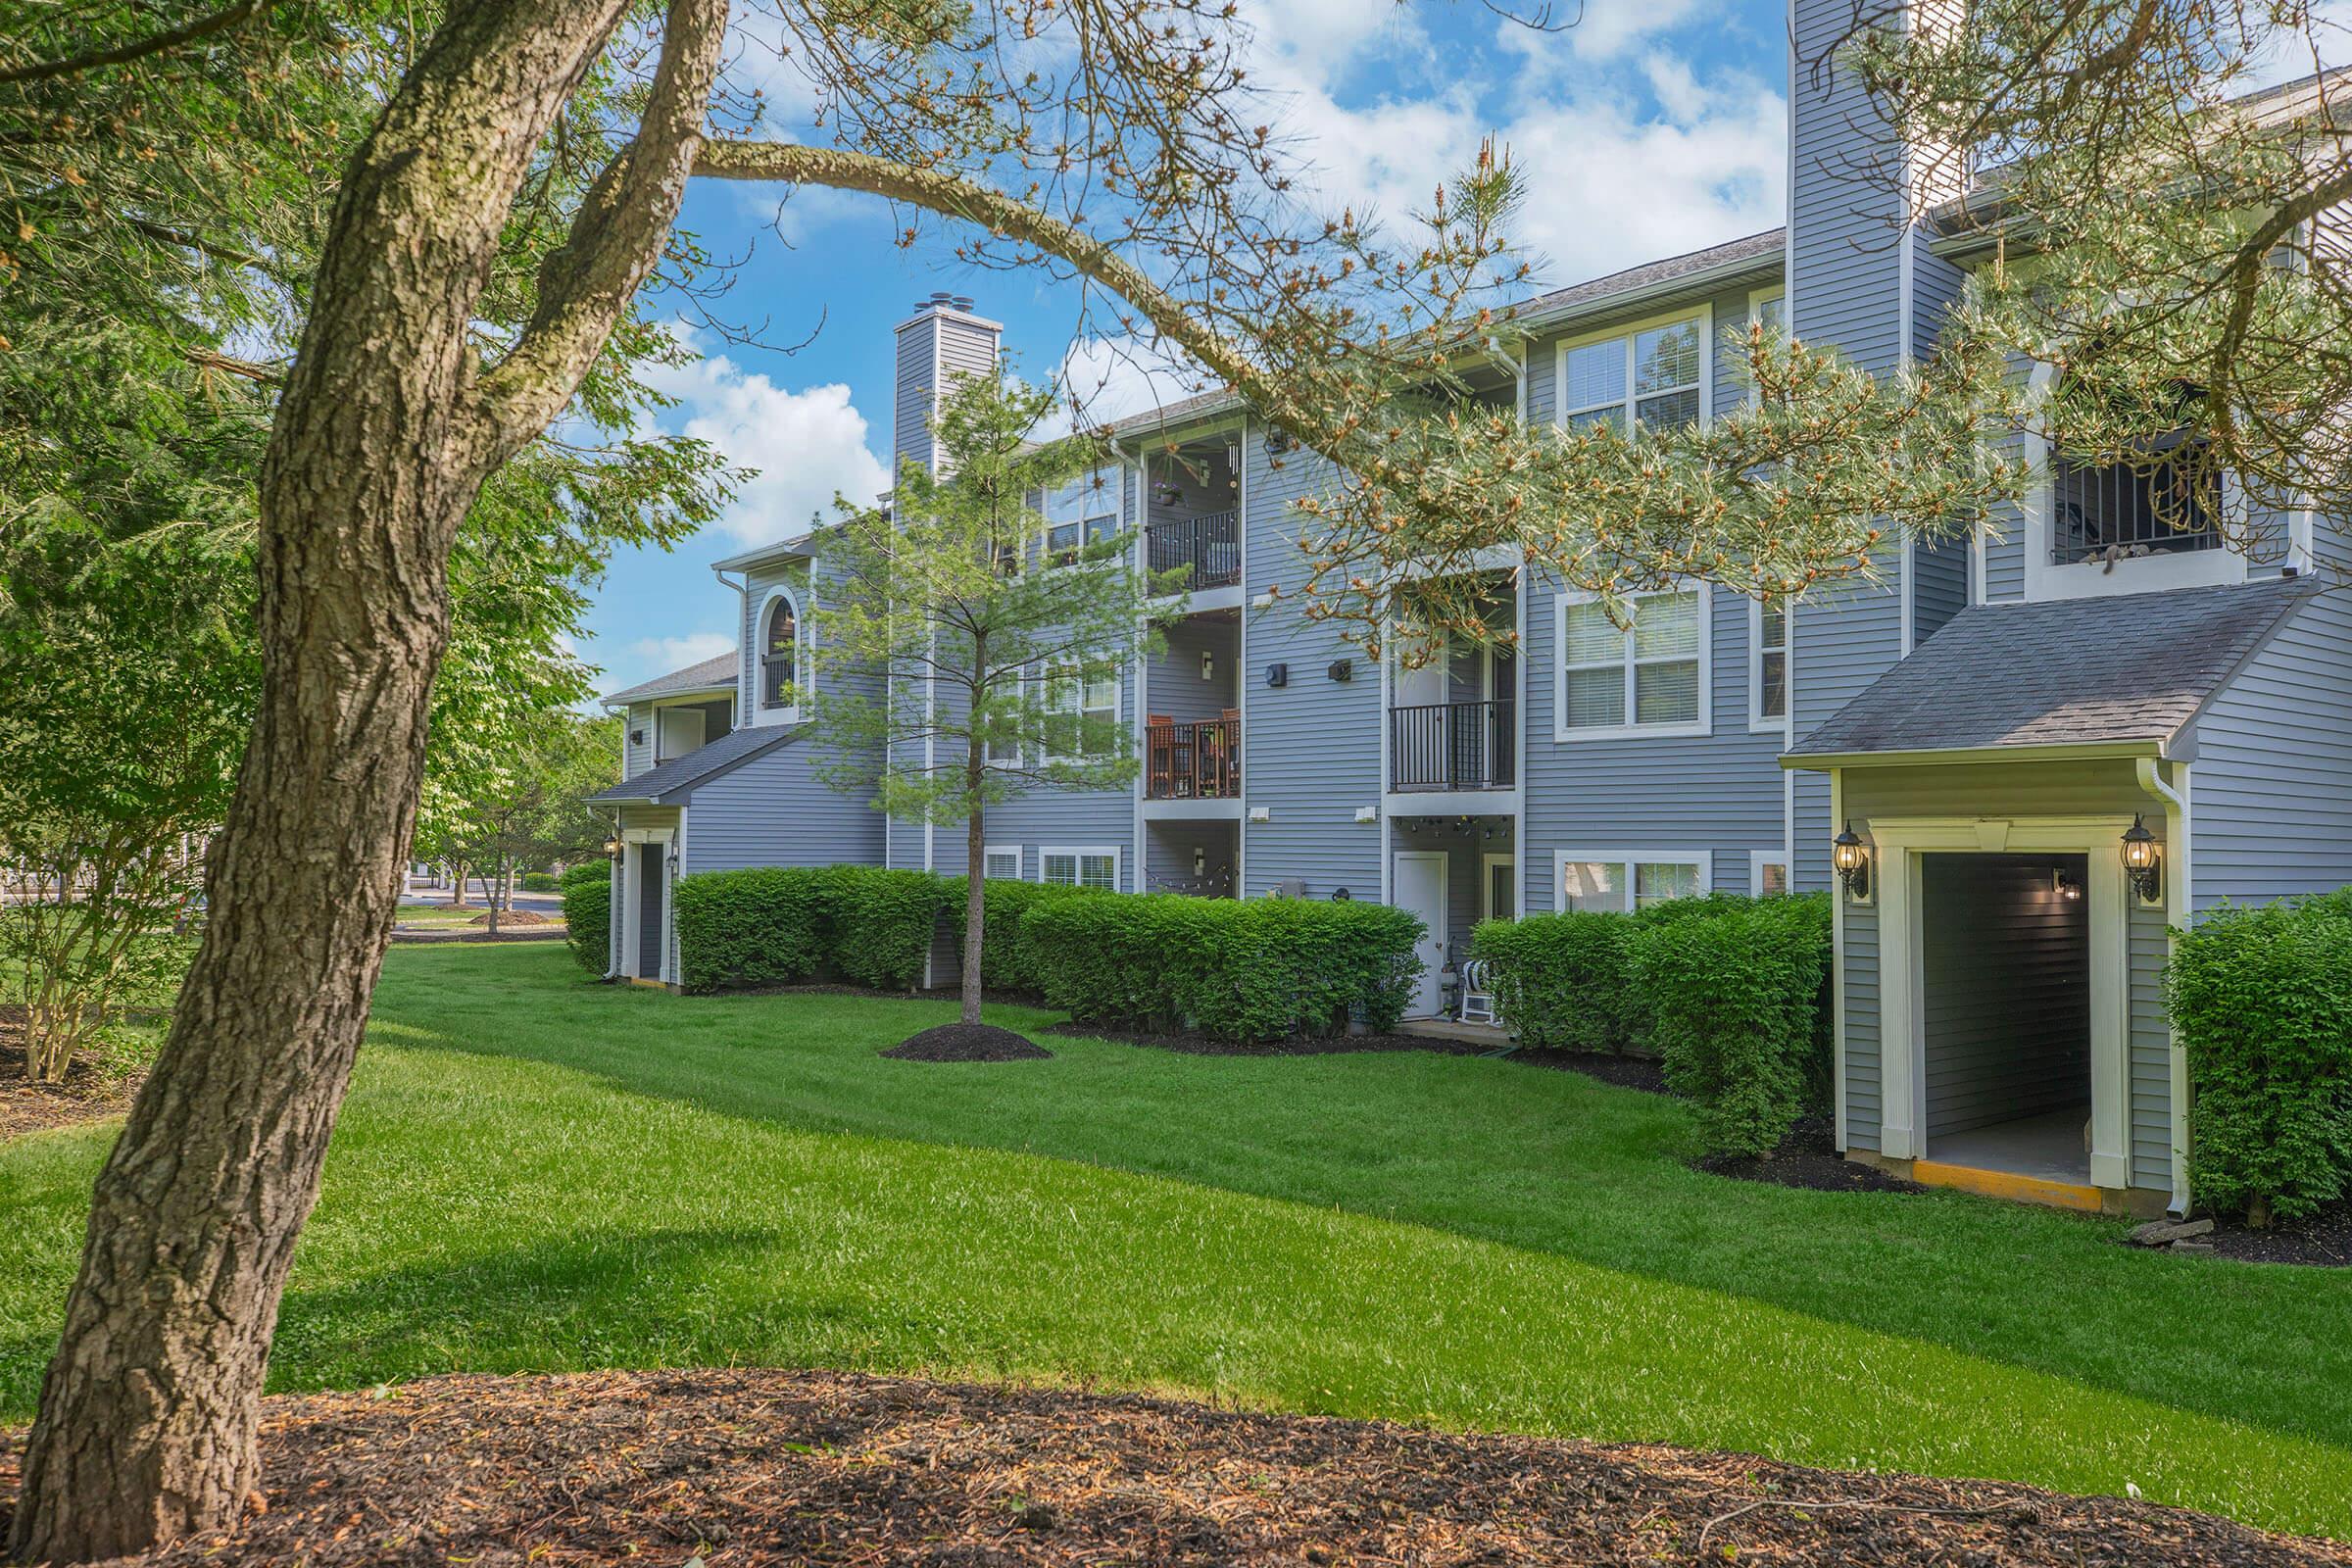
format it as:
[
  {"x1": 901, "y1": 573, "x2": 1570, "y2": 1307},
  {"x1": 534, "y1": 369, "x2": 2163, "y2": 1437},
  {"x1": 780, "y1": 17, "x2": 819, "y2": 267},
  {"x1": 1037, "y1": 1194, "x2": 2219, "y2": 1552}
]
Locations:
[
  {"x1": 1841, "y1": 898, "x2": 1881, "y2": 1152},
  {"x1": 2187, "y1": 584, "x2": 2352, "y2": 909},
  {"x1": 623, "y1": 702, "x2": 657, "y2": 778},
  {"x1": 1521, "y1": 578, "x2": 1788, "y2": 908},
  {"x1": 2128, "y1": 895, "x2": 2173, "y2": 1189},
  {"x1": 1147, "y1": 613, "x2": 1242, "y2": 727},
  {"x1": 677, "y1": 741, "x2": 886, "y2": 876},
  {"x1": 1920, "y1": 854, "x2": 2089, "y2": 1140},
  {"x1": 1239, "y1": 440, "x2": 1384, "y2": 901}
]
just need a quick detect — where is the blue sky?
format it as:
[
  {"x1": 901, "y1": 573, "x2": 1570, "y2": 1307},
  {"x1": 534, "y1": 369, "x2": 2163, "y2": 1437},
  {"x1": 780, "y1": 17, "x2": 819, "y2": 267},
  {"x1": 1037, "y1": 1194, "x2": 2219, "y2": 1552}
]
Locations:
[{"x1": 581, "y1": 0, "x2": 1791, "y2": 691}]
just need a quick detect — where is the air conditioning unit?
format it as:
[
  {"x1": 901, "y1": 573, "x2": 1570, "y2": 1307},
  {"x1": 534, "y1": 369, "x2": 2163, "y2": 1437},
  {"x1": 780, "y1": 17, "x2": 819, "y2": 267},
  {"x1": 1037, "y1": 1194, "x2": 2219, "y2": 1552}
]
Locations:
[{"x1": 1269, "y1": 878, "x2": 1308, "y2": 899}]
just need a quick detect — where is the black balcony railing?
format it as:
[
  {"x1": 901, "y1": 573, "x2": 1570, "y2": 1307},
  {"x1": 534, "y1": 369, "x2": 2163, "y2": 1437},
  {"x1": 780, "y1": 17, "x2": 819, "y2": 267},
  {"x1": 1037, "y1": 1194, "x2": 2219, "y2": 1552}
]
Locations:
[
  {"x1": 1146, "y1": 715, "x2": 1241, "y2": 800},
  {"x1": 1391, "y1": 701, "x2": 1515, "y2": 792},
  {"x1": 2051, "y1": 450, "x2": 2222, "y2": 565},
  {"x1": 1147, "y1": 510, "x2": 1241, "y2": 589}
]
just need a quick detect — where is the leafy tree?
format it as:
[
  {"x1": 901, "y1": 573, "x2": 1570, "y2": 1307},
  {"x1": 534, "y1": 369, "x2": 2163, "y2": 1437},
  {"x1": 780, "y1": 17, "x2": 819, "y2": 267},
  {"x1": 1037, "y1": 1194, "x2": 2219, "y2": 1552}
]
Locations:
[
  {"x1": 811, "y1": 373, "x2": 1177, "y2": 1024},
  {"x1": 416, "y1": 710, "x2": 620, "y2": 927}
]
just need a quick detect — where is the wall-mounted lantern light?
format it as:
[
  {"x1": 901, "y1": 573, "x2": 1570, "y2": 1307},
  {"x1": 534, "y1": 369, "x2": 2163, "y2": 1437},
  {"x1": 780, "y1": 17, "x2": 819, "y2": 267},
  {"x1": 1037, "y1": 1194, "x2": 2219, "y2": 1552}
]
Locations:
[
  {"x1": 2122, "y1": 814, "x2": 2162, "y2": 903},
  {"x1": 1832, "y1": 822, "x2": 1872, "y2": 902},
  {"x1": 1194, "y1": 846, "x2": 1206, "y2": 876},
  {"x1": 1200, "y1": 650, "x2": 1214, "y2": 680},
  {"x1": 2053, "y1": 868, "x2": 2082, "y2": 902},
  {"x1": 603, "y1": 837, "x2": 621, "y2": 858},
  {"x1": 1263, "y1": 426, "x2": 1293, "y2": 456}
]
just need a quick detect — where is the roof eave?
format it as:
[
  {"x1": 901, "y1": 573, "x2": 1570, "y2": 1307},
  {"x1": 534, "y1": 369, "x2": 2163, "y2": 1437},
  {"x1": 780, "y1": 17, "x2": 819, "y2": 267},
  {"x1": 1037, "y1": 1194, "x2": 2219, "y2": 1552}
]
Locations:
[
  {"x1": 600, "y1": 681, "x2": 737, "y2": 710},
  {"x1": 1781, "y1": 738, "x2": 2168, "y2": 772},
  {"x1": 1511, "y1": 249, "x2": 1786, "y2": 335}
]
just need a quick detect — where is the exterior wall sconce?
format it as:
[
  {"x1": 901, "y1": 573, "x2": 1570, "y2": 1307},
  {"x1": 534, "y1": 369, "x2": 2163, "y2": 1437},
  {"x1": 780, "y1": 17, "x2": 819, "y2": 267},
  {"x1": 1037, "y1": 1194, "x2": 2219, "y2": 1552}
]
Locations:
[
  {"x1": 1194, "y1": 846, "x2": 1206, "y2": 876},
  {"x1": 2053, "y1": 868, "x2": 2082, "y2": 902},
  {"x1": 1832, "y1": 822, "x2": 1872, "y2": 902},
  {"x1": 2122, "y1": 814, "x2": 2162, "y2": 904},
  {"x1": 1263, "y1": 426, "x2": 1293, "y2": 455},
  {"x1": 629, "y1": 729, "x2": 645, "y2": 746},
  {"x1": 1200, "y1": 650, "x2": 1214, "y2": 680},
  {"x1": 1264, "y1": 662, "x2": 1288, "y2": 688},
  {"x1": 603, "y1": 838, "x2": 621, "y2": 858}
]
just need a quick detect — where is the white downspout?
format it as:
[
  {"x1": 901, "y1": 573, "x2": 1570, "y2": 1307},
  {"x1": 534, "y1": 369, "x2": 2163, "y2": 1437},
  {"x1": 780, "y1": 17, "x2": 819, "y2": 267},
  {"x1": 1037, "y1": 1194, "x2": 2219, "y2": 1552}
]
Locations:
[{"x1": 2135, "y1": 755, "x2": 2192, "y2": 1219}]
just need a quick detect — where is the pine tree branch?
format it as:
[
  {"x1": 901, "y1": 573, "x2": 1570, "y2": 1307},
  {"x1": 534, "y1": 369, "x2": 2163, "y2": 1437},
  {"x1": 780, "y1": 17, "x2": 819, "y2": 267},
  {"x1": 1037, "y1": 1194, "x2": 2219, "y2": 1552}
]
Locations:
[{"x1": 0, "y1": 0, "x2": 275, "y2": 87}]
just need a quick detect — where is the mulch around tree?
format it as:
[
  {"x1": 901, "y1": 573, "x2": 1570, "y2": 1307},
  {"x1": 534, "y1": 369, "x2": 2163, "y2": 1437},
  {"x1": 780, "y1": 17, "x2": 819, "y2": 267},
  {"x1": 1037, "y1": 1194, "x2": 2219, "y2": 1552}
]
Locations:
[
  {"x1": 388, "y1": 927, "x2": 567, "y2": 946},
  {"x1": 881, "y1": 1022, "x2": 1052, "y2": 1061},
  {"x1": 5, "y1": 1368, "x2": 2341, "y2": 1567},
  {"x1": 1042, "y1": 1020, "x2": 1495, "y2": 1057},
  {"x1": 0, "y1": 1011, "x2": 137, "y2": 1141},
  {"x1": 467, "y1": 907, "x2": 554, "y2": 926}
]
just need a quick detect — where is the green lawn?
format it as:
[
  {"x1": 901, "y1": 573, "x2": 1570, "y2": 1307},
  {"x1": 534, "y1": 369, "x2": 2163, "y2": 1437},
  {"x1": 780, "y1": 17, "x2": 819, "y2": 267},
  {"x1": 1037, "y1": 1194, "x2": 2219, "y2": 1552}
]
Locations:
[{"x1": 4, "y1": 943, "x2": 2348, "y2": 1537}]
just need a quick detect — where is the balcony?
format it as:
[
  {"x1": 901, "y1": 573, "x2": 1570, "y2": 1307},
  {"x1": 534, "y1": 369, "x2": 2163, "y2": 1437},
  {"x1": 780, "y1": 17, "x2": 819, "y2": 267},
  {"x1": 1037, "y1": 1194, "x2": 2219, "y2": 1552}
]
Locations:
[
  {"x1": 1392, "y1": 701, "x2": 1515, "y2": 792},
  {"x1": 1147, "y1": 510, "x2": 1241, "y2": 591},
  {"x1": 1146, "y1": 714, "x2": 1241, "y2": 801}
]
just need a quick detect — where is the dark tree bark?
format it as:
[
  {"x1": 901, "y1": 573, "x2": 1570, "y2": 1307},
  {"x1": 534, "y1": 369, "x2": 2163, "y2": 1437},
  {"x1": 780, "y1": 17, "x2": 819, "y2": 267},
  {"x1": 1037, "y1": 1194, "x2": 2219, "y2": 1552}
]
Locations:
[{"x1": 7, "y1": 2, "x2": 724, "y2": 1560}]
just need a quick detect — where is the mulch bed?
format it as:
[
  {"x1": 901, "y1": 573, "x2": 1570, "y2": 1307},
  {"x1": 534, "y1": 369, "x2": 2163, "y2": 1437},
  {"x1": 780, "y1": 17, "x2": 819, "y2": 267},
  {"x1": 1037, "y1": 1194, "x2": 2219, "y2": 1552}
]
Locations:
[
  {"x1": 1693, "y1": 1115, "x2": 1927, "y2": 1196},
  {"x1": 1509, "y1": 1047, "x2": 1671, "y2": 1094},
  {"x1": 0, "y1": 1010, "x2": 138, "y2": 1141},
  {"x1": 4, "y1": 1367, "x2": 2340, "y2": 1567},
  {"x1": 1042, "y1": 1020, "x2": 1495, "y2": 1057},
  {"x1": 388, "y1": 928, "x2": 567, "y2": 946},
  {"x1": 2187, "y1": 1206, "x2": 2352, "y2": 1267},
  {"x1": 882, "y1": 1022, "x2": 1052, "y2": 1062},
  {"x1": 467, "y1": 907, "x2": 554, "y2": 927}
]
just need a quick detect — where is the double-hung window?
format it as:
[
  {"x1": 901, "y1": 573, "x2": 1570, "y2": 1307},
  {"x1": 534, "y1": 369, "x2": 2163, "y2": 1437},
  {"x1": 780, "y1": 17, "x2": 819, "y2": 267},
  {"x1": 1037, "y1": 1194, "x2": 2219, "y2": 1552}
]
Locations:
[
  {"x1": 1749, "y1": 598, "x2": 1788, "y2": 728},
  {"x1": 983, "y1": 847, "x2": 1022, "y2": 881},
  {"x1": 1044, "y1": 664, "x2": 1119, "y2": 758},
  {"x1": 1041, "y1": 849, "x2": 1116, "y2": 890},
  {"x1": 1560, "y1": 312, "x2": 1706, "y2": 436},
  {"x1": 1556, "y1": 588, "x2": 1708, "y2": 739},
  {"x1": 1556, "y1": 853, "x2": 1708, "y2": 912},
  {"x1": 1046, "y1": 478, "x2": 1121, "y2": 566}
]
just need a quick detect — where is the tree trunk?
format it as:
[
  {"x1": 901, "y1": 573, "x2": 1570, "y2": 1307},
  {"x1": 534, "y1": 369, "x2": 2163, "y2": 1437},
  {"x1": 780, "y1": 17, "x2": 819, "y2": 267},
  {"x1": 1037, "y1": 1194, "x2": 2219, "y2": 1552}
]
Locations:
[
  {"x1": 2, "y1": 2, "x2": 719, "y2": 1556},
  {"x1": 488, "y1": 855, "x2": 503, "y2": 937},
  {"x1": 963, "y1": 748, "x2": 988, "y2": 1026},
  {"x1": 448, "y1": 858, "x2": 471, "y2": 908}
]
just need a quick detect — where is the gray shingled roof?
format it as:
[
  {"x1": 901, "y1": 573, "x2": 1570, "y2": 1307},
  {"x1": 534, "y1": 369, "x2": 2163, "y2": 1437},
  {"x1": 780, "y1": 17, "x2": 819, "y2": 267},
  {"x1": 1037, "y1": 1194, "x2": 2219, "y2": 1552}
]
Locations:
[
  {"x1": 588, "y1": 724, "x2": 799, "y2": 805},
  {"x1": 1788, "y1": 577, "x2": 2318, "y2": 760},
  {"x1": 601, "y1": 653, "x2": 738, "y2": 708},
  {"x1": 1105, "y1": 229, "x2": 1788, "y2": 439}
]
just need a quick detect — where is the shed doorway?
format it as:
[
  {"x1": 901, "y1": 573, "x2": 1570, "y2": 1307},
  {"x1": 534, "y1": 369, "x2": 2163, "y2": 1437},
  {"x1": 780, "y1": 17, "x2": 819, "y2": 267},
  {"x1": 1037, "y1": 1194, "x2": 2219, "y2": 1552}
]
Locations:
[{"x1": 1918, "y1": 853, "x2": 2091, "y2": 1185}]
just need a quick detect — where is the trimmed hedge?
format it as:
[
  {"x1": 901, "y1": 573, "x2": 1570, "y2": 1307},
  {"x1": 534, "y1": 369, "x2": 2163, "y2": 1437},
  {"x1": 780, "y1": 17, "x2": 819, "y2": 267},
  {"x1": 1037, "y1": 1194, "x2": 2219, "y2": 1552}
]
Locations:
[
  {"x1": 559, "y1": 862, "x2": 610, "y2": 974},
  {"x1": 520, "y1": 871, "x2": 562, "y2": 893},
  {"x1": 673, "y1": 865, "x2": 954, "y2": 995},
  {"x1": 1018, "y1": 893, "x2": 1422, "y2": 1041},
  {"x1": 947, "y1": 876, "x2": 1091, "y2": 995},
  {"x1": 1469, "y1": 911, "x2": 1634, "y2": 1053},
  {"x1": 1627, "y1": 893, "x2": 1833, "y2": 1157},
  {"x1": 2167, "y1": 888, "x2": 2352, "y2": 1223}
]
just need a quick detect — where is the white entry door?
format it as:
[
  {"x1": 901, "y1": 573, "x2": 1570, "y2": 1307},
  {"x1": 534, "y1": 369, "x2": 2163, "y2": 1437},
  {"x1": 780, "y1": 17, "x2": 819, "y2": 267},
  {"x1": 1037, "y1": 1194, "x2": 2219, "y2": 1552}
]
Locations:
[{"x1": 1392, "y1": 851, "x2": 1448, "y2": 1018}]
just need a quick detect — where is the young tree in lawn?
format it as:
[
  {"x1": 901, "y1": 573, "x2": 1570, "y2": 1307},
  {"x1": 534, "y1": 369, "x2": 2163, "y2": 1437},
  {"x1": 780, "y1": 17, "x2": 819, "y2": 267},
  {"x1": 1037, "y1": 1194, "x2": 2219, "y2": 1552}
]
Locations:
[{"x1": 811, "y1": 374, "x2": 1180, "y2": 1025}]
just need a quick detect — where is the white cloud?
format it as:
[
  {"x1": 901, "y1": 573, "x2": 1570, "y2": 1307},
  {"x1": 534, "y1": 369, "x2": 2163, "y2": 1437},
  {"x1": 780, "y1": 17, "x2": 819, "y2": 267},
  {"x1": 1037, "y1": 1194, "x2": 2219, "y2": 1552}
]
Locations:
[
  {"x1": 629, "y1": 632, "x2": 736, "y2": 671},
  {"x1": 642, "y1": 341, "x2": 892, "y2": 547},
  {"x1": 1045, "y1": 334, "x2": 1212, "y2": 434}
]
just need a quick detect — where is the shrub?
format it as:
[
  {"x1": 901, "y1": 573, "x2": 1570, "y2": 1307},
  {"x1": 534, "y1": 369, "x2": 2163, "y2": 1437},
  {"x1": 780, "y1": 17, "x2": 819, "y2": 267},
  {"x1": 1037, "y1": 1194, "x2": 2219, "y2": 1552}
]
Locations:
[
  {"x1": 1469, "y1": 911, "x2": 1636, "y2": 1053},
  {"x1": 674, "y1": 867, "x2": 835, "y2": 993},
  {"x1": 520, "y1": 870, "x2": 562, "y2": 893},
  {"x1": 559, "y1": 862, "x2": 611, "y2": 974},
  {"x1": 1625, "y1": 893, "x2": 1832, "y2": 1158},
  {"x1": 824, "y1": 865, "x2": 954, "y2": 992},
  {"x1": 1018, "y1": 894, "x2": 1422, "y2": 1041},
  {"x1": 947, "y1": 876, "x2": 1091, "y2": 995},
  {"x1": 2167, "y1": 892, "x2": 2352, "y2": 1224}
]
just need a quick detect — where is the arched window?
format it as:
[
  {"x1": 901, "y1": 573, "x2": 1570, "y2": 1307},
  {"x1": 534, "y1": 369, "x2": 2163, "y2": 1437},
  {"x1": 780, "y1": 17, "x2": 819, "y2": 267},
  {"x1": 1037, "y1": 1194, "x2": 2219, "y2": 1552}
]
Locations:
[{"x1": 760, "y1": 592, "x2": 799, "y2": 710}]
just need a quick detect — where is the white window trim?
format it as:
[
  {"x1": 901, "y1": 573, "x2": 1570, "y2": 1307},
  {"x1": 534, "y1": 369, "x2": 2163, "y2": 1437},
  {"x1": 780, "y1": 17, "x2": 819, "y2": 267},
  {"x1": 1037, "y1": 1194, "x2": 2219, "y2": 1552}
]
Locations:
[
  {"x1": 752, "y1": 584, "x2": 809, "y2": 728},
  {"x1": 1042, "y1": 662, "x2": 1122, "y2": 764},
  {"x1": 1748, "y1": 849, "x2": 1790, "y2": 898},
  {"x1": 1037, "y1": 845, "x2": 1121, "y2": 891},
  {"x1": 1747, "y1": 286, "x2": 1785, "y2": 330},
  {"x1": 1481, "y1": 851, "x2": 1517, "y2": 922},
  {"x1": 1747, "y1": 596, "x2": 1789, "y2": 735},
  {"x1": 2018, "y1": 360, "x2": 2247, "y2": 603},
  {"x1": 1554, "y1": 304, "x2": 1714, "y2": 436},
  {"x1": 1551, "y1": 848, "x2": 1712, "y2": 912},
  {"x1": 982, "y1": 844, "x2": 1023, "y2": 881},
  {"x1": 1551, "y1": 585, "x2": 1713, "y2": 743},
  {"x1": 1044, "y1": 467, "x2": 1123, "y2": 568}
]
